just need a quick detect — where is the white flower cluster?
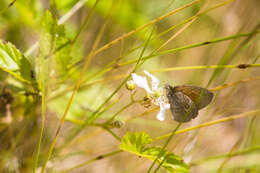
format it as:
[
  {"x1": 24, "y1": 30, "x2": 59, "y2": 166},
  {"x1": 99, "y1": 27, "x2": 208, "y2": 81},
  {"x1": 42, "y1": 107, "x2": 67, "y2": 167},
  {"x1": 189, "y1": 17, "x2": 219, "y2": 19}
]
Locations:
[{"x1": 131, "y1": 71, "x2": 170, "y2": 121}]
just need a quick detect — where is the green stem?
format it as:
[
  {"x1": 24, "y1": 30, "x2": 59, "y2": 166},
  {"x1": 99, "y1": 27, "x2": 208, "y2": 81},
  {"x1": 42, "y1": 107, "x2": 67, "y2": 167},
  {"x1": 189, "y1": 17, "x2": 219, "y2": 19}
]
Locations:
[
  {"x1": 59, "y1": 150, "x2": 123, "y2": 173},
  {"x1": 190, "y1": 145, "x2": 260, "y2": 166},
  {"x1": 119, "y1": 31, "x2": 260, "y2": 66},
  {"x1": 33, "y1": 90, "x2": 46, "y2": 173},
  {"x1": 105, "y1": 101, "x2": 134, "y2": 125},
  {"x1": 147, "y1": 123, "x2": 182, "y2": 173}
]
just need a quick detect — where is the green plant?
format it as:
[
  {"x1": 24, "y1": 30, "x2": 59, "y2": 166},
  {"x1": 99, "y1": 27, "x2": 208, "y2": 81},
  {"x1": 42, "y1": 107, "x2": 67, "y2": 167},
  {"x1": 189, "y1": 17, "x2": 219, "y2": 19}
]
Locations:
[{"x1": 0, "y1": 0, "x2": 260, "y2": 172}]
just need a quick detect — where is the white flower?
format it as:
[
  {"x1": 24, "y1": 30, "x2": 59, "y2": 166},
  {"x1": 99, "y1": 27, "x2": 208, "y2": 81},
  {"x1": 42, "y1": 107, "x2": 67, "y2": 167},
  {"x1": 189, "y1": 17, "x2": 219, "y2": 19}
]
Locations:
[
  {"x1": 131, "y1": 70, "x2": 170, "y2": 121},
  {"x1": 131, "y1": 73, "x2": 152, "y2": 94}
]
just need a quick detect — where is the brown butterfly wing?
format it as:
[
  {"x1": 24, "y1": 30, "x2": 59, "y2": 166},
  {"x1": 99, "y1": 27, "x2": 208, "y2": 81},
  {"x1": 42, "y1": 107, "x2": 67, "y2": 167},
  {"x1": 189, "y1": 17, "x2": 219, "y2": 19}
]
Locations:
[
  {"x1": 173, "y1": 85, "x2": 213, "y2": 110},
  {"x1": 165, "y1": 85, "x2": 198, "y2": 122}
]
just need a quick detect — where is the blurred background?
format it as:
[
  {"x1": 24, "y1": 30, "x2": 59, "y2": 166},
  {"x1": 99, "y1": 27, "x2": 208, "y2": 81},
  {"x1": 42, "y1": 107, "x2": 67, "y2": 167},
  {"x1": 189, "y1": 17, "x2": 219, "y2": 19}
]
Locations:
[{"x1": 0, "y1": 0, "x2": 260, "y2": 172}]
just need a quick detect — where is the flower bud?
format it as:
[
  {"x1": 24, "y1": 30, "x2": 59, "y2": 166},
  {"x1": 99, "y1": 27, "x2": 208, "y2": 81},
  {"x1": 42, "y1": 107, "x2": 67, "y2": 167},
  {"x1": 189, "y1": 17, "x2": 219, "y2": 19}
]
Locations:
[{"x1": 126, "y1": 80, "x2": 135, "y2": 91}]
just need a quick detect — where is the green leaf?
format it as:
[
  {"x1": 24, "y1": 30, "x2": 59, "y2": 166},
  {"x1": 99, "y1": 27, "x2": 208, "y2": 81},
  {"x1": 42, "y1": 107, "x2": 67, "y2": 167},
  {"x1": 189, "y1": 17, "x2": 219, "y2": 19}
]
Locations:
[
  {"x1": 38, "y1": 11, "x2": 72, "y2": 83},
  {"x1": 0, "y1": 40, "x2": 33, "y2": 84},
  {"x1": 37, "y1": 11, "x2": 56, "y2": 91},
  {"x1": 143, "y1": 148, "x2": 189, "y2": 173},
  {"x1": 120, "y1": 132, "x2": 152, "y2": 153},
  {"x1": 54, "y1": 25, "x2": 72, "y2": 79},
  {"x1": 120, "y1": 132, "x2": 189, "y2": 173},
  {"x1": 39, "y1": 11, "x2": 57, "y2": 56}
]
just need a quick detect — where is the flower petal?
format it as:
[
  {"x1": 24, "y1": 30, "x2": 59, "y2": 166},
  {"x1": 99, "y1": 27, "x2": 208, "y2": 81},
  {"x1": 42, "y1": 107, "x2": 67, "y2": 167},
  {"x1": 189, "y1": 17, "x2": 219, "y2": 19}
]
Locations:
[
  {"x1": 131, "y1": 73, "x2": 152, "y2": 94},
  {"x1": 156, "y1": 103, "x2": 170, "y2": 121},
  {"x1": 144, "y1": 70, "x2": 160, "y2": 91},
  {"x1": 156, "y1": 108, "x2": 166, "y2": 121},
  {"x1": 163, "y1": 103, "x2": 170, "y2": 110}
]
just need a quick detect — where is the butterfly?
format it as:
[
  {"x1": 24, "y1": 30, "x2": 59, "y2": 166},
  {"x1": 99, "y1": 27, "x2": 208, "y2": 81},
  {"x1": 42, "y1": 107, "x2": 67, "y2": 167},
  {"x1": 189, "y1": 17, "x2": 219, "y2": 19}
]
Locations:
[{"x1": 165, "y1": 84, "x2": 214, "y2": 122}]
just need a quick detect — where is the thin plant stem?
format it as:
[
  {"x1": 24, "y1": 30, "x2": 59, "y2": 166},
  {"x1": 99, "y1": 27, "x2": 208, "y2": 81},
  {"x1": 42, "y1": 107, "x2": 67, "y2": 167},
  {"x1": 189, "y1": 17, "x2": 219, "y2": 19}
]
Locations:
[
  {"x1": 40, "y1": 0, "x2": 104, "y2": 172},
  {"x1": 102, "y1": 127, "x2": 121, "y2": 141},
  {"x1": 190, "y1": 145, "x2": 260, "y2": 166},
  {"x1": 154, "y1": 0, "x2": 210, "y2": 52},
  {"x1": 210, "y1": 76, "x2": 260, "y2": 91},
  {"x1": 153, "y1": 154, "x2": 170, "y2": 173},
  {"x1": 33, "y1": 89, "x2": 46, "y2": 173},
  {"x1": 0, "y1": 0, "x2": 16, "y2": 15},
  {"x1": 147, "y1": 123, "x2": 182, "y2": 173},
  {"x1": 151, "y1": 64, "x2": 260, "y2": 73},
  {"x1": 51, "y1": 64, "x2": 260, "y2": 101},
  {"x1": 217, "y1": 135, "x2": 244, "y2": 173},
  {"x1": 157, "y1": 0, "x2": 233, "y2": 40},
  {"x1": 119, "y1": 31, "x2": 260, "y2": 66},
  {"x1": 71, "y1": 0, "x2": 100, "y2": 44},
  {"x1": 59, "y1": 150, "x2": 123, "y2": 173},
  {"x1": 153, "y1": 110, "x2": 260, "y2": 142},
  {"x1": 105, "y1": 101, "x2": 134, "y2": 125},
  {"x1": 93, "y1": 0, "x2": 203, "y2": 56}
]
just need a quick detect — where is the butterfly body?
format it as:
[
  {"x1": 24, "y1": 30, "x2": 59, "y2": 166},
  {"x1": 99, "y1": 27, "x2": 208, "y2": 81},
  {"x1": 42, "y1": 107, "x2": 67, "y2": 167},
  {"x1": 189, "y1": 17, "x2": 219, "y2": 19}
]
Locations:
[{"x1": 165, "y1": 84, "x2": 213, "y2": 122}]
